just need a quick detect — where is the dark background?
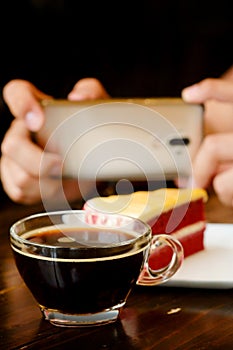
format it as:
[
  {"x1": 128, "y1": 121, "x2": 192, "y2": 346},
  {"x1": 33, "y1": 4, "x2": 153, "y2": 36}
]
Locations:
[
  {"x1": 0, "y1": 0, "x2": 232, "y2": 199},
  {"x1": 1, "y1": 1, "x2": 232, "y2": 97}
]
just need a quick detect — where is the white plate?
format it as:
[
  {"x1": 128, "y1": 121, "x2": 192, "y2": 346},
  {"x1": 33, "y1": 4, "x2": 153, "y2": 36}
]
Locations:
[{"x1": 164, "y1": 223, "x2": 233, "y2": 289}]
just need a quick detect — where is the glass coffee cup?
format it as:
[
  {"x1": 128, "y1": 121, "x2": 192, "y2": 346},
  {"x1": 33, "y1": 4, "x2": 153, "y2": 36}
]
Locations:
[{"x1": 9, "y1": 210, "x2": 183, "y2": 327}]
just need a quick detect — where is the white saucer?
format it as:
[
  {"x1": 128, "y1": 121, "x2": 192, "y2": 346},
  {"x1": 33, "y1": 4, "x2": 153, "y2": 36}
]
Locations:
[{"x1": 164, "y1": 223, "x2": 233, "y2": 289}]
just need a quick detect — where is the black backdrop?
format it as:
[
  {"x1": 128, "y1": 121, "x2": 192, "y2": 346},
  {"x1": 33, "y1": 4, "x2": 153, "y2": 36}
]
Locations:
[{"x1": 0, "y1": 0, "x2": 232, "y2": 199}]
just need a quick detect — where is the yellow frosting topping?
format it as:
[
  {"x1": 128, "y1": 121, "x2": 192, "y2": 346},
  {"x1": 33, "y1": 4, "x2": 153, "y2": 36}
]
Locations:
[{"x1": 86, "y1": 188, "x2": 208, "y2": 223}]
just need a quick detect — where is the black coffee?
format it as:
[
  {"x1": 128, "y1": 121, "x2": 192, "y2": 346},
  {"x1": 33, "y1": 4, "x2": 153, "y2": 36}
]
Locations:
[{"x1": 12, "y1": 227, "x2": 148, "y2": 314}]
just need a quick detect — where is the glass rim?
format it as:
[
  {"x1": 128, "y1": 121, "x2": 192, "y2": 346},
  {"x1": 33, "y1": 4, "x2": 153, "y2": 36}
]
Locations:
[{"x1": 9, "y1": 209, "x2": 152, "y2": 250}]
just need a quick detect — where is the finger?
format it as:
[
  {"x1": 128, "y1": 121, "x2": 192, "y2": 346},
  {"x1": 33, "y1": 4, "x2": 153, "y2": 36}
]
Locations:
[
  {"x1": 182, "y1": 78, "x2": 233, "y2": 104},
  {"x1": 68, "y1": 78, "x2": 110, "y2": 101},
  {"x1": 213, "y1": 167, "x2": 233, "y2": 207},
  {"x1": 1, "y1": 153, "x2": 90, "y2": 205},
  {"x1": 1, "y1": 120, "x2": 62, "y2": 178},
  {"x1": 3, "y1": 79, "x2": 52, "y2": 131},
  {"x1": 203, "y1": 100, "x2": 233, "y2": 135},
  {"x1": 1, "y1": 156, "x2": 42, "y2": 204},
  {"x1": 221, "y1": 65, "x2": 233, "y2": 81},
  {"x1": 193, "y1": 133, "x2": 233, "y2": 188},
  {"x1": 36, "y1": 178, "x2": 90, "y2": 206},
  {"x1": 1, "y1": 158, "x2": 63, "y2": 204}
]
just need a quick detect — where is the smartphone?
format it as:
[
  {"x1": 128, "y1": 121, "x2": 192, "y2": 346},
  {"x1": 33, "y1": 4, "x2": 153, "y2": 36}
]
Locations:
[{"x1": 35, "y1": 98, "x2": 203, "y2": 181}]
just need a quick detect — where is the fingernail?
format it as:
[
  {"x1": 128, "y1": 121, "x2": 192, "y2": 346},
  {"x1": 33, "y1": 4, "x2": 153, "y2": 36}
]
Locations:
[
  {"x1": 182, "y1": 84, "x2": 200, "y2": 101},
  {"x1": 68, "y1": 93, "x2": 85, "y2": 101},
  {"x1": 187, "y1": 176, "x2": 197, "y2": 188},
  {"x1": 175, "y1": 176, "x2": 197, "y2": 188},
  {"x1": 25, "y1": 111, "x2": 43, "y2": 131}
]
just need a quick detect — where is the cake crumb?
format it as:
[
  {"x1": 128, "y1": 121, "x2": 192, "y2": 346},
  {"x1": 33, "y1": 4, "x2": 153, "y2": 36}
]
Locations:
[{"x1": 167, "y1": 308, "x2": 181, "y2": 315}]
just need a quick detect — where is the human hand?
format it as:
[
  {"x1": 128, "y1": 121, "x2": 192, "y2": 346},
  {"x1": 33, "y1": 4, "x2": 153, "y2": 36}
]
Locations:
[
  {"x1": 182, "y1": 76, "x2": 233, "y2": 207},
  {"x1": 1, "y1": 78, "x2": 109, "y2": 205},
  {"x1": 3, "y1": 79, "x2": 52, "y2": 131},
  {"x1": 182, "y1": 77, "x2": 233, "y2": 135},
  {"x1": 3, "y1": 78, "x2": 110, "y2": 131}
]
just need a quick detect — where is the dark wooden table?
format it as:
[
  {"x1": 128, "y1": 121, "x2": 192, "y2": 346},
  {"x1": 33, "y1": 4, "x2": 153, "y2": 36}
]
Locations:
[{"x1": 1, "y1": 191, "x2": 233, "y2": 350}]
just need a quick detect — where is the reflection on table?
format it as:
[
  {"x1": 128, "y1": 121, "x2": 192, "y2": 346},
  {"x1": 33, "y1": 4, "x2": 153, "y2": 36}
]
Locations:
[{"x1": 0, "y1": 189, "x2": 233, "y2": 349}]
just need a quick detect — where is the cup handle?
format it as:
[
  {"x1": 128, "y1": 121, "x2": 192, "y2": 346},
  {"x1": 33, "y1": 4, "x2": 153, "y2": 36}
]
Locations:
[{"x1": 137, "y1": 234, "x2": 184, "y2": 286}]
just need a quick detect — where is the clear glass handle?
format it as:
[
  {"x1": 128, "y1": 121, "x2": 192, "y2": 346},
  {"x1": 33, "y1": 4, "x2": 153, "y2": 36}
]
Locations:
[{"x1": 137, "y1": 234, "x2": 184, "y2": 286}]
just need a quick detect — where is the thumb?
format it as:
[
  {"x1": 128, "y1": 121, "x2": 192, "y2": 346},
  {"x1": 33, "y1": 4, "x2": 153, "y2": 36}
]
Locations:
[
  {"x1": 3, "y1": 79, "x2": 52, "y2": 131},
  {"x1": 182, "y1": 78, "x2": 233, "y2": 104}
]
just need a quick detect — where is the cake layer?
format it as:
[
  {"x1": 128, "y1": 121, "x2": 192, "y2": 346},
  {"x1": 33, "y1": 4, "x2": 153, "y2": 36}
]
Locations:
[
  {"x1": 84, "y1": 188, "x2": 208, "y2": 225},
  {"x1": 148, "y1": 222, "x2": 206, "y2": 270},
  {"x1": 84, "y1": 188, "x2": 208, "y2": 267},
  {"x1": 148, "y1": 198, "x2": 206, "y2": 235}
]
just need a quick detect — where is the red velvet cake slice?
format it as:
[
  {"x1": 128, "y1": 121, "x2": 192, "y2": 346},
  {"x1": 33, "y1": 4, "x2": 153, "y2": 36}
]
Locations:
[{"x1": 84, "y1": 188, "x2": 208, "y2": 269}]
